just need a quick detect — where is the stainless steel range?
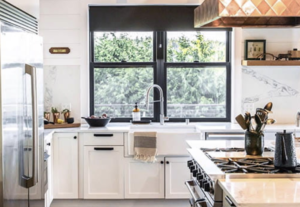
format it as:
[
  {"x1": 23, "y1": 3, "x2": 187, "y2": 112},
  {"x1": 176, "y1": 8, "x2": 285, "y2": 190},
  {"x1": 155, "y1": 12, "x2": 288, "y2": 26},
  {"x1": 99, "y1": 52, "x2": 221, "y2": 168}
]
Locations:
[{"x1": 186, "y1": 147, "x2": 300, "y2": 207}]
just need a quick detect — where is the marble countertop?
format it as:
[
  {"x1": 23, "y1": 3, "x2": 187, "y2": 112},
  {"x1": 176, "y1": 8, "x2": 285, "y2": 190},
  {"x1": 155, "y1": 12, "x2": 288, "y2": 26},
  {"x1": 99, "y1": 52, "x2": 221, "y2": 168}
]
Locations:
[
  {"x1": 186, "y1": 140, "x2": 300, "y2": 160},
  {"x1": 44, "y1": 122, "x2": 300, "y2": 133},
  {"x1": 219, "y1": 178, "x2": 300, "y2": 207},
  {"x1": 44, "y1": 123, "x2": 131, "y2": 135}
]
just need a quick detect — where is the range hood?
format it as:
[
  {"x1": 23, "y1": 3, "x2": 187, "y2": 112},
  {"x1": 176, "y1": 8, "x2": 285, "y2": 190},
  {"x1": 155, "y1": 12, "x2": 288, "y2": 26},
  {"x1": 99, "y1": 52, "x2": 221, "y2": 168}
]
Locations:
[{"x1": 195, "y1": 0, "x2": 300, "y2": 28}]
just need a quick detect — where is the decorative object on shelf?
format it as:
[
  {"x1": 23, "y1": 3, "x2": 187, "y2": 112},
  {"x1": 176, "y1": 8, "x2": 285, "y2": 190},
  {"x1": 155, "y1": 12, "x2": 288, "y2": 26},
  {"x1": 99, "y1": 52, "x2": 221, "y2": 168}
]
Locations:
[
  {"x1": 256, "y1": 53, "x2": 277, "y2": 60},
  {"x1": 245, "y1": 40, "x2": 266, "y2": 60},
  {"x1": 61, "y1": 109, "x2": 71, "y2": 122},
  {"x1": 51, "y1": 107, "x2": 60, "y2": 124},
  {"x1": 66, "y1": 117, "x2": 74, "y2": 124},
  {"x1": 44, "y1": 111, "x2": 50, "y2": 121},
  {"x1": 235, "y1": 102, "x2": 275, "y2": 155},
  {"x1": 49, "y1": 47, "x2": 70, "y2": 54},
  {"x1": 288, "y1": 48, "x2": 300, "y2": 60},
  {"x1": 277, "y1": 53, "x2": 291, "y2": 60}
]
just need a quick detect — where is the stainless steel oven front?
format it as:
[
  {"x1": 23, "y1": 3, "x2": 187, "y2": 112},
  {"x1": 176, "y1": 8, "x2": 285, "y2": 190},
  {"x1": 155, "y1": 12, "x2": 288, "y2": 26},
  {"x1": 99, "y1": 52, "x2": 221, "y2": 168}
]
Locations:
[{"x1": 185, "y1": 180, "x2": 212, "y2": 207}]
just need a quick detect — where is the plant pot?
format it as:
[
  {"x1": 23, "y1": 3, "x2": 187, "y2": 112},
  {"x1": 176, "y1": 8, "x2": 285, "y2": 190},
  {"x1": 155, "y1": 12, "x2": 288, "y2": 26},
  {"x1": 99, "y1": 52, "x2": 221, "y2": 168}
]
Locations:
[
  {"x1": 44, "y1": 112, "x2": 50, "y2": 121},
  {"x1": 245, "y1": 131, "x2": 264, "y2": 156},
  {"x1": 53, "y1": 112, "x2": 60, "y2": 124},
  {"x1": 63, "y1": 112, "x2": 70, "y2": 122}
]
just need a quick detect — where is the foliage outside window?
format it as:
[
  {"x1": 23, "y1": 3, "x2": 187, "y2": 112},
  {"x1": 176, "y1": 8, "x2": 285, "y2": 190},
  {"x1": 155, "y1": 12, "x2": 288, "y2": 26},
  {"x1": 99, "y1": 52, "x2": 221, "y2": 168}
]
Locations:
[{"x1": 91, "y1": 31, "x2": 230, "y2": 121}]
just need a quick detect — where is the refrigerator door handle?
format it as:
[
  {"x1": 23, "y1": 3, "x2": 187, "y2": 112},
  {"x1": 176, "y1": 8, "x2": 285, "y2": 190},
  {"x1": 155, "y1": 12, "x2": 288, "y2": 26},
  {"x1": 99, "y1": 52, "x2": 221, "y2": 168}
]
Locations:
[{"x1": 21, "y1": 64, "x2": 38, "y2": 188}]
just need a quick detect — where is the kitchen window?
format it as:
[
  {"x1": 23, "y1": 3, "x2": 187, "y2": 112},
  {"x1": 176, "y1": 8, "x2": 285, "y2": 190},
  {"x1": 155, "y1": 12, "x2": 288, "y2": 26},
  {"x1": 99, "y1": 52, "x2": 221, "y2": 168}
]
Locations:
[{"x1": 89, "y1": 6, "x2": 231, "y2": 122}]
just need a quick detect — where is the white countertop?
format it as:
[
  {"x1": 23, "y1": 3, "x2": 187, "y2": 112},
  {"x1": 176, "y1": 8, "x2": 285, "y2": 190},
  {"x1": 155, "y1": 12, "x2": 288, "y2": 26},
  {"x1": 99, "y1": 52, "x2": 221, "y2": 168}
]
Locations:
[
  {"x1": 186, "y1": 140, "x2": 300, "y2": 160},
  {"x1": 44, "y1": 123, "x2": 131, "y2": 138},
  {"x1": 194, "y1": 123, "x2": 300, "y2": 133},
  {"x1": 218, "y1": 178, "x2": 300, "y2": 207},
  {"x1": 44, "y1": 122, "x2": 300, "y2": 133}
]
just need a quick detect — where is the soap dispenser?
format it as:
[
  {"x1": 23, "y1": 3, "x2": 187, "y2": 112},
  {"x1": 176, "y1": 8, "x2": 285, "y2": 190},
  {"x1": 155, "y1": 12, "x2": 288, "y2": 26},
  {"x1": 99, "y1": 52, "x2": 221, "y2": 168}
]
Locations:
[{"x1": 132, "y1": 102, "x2": 141, "y2": 121}]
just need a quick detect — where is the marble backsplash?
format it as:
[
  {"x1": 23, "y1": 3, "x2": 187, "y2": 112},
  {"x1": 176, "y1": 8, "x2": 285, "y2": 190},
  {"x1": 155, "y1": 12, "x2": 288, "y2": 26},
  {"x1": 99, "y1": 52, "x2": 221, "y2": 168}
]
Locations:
[
  {"x1": 44, "y1": 65, "x2": 80, "y2": 123},
  {"x1": 242, "y1": 66, "x2": 300, "y2": 124}
]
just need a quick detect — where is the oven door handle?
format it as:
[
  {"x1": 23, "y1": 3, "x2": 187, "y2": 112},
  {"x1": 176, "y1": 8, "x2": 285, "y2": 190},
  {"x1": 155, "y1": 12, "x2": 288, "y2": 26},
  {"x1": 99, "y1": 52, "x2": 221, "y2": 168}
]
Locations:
[{"x1": 185, "y1": 181, "x2": 207, "y2": 205}]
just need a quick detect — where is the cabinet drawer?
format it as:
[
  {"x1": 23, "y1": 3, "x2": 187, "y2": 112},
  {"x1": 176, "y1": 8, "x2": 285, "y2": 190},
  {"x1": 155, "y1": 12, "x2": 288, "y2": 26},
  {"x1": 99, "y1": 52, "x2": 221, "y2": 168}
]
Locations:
[{"x1": 81, "y1": 133, "x2": 124, "y2": 146}]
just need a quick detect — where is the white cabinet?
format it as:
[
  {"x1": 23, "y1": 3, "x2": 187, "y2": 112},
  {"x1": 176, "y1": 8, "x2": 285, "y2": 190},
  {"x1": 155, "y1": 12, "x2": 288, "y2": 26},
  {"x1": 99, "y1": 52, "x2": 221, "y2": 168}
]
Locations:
[
  {"x1": 125, "y1": 157, "x2": 189, "y2": 199},
  {"x1": 53, "y1": 133, "x2": 78, "y2": 199},
  {"x1": 6, "y1": 0, "x2": 39, "y2": 19},
  {"x1": 83, "y1": 146, "x2": 124, "y2": 199},
  {"x1": 124, "y1": 158, "x2": 165, "y2": 199},
  {"x1": 45, "y1": 135, "x2": 53, "y2": 207},
  {"x1": 165, "y1": 157, "x2": 190, "y2": 199}
]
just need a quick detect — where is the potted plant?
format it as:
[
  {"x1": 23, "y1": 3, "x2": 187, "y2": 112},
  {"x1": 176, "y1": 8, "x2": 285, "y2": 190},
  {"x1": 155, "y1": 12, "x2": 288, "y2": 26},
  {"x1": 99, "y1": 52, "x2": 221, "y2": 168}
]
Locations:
[
  {"x1": 44, "y1": 111, "x2": 50, "y2": 121},
  {"x1": 51, "y1": 107, "x2": 60, "y2": 123},
  {"x1": 61, "y1": 109, "x2": 71, "y2": 122}
]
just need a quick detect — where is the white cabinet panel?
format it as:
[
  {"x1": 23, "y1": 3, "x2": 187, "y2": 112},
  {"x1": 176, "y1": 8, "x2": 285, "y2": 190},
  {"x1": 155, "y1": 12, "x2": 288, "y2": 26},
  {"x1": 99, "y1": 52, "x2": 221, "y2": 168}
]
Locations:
[
  {"x1": 53, "y1": 133, "x2": 78, "y2": 199},
  {"x1": 82, "y1": 132, "x2": 124, "y2": 146},
  {"x1": 125, "y1": 158, "x2": 164, "y2": 199},
  {"x1": 84, "y1": 146, "x2": 124, "y2": 199},
  {"x1": 165, "y1": 157, "x2": 190, "y2": 199}
]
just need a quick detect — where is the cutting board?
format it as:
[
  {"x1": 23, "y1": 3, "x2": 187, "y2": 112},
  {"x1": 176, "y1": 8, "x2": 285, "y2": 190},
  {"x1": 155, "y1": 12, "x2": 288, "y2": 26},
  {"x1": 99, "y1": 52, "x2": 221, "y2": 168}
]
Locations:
[{"x1": 44, "y1": 123, "x2": 81, "y2": 129}]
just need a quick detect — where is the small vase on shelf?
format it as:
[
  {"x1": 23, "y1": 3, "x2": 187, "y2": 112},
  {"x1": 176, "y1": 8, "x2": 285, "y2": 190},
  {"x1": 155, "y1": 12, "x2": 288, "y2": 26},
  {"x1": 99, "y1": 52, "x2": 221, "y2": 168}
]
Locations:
[{"x1": 51, "y1": 107, "x2": 60, "y2": 124}]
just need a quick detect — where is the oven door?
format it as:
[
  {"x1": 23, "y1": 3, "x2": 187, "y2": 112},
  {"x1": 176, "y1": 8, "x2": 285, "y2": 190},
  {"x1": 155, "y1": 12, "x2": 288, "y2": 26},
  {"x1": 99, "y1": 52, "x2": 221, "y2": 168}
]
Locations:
[{"x1": 185, "y1": 180, "x2": 212, "y2": 207}]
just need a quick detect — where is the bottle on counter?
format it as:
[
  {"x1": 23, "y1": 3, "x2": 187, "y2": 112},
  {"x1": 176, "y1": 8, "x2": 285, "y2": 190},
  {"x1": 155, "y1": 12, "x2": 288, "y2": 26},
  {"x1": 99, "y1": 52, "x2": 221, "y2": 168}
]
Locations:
[{"x1": 132, "y1": 102, "x2": 141, "y2": 121}]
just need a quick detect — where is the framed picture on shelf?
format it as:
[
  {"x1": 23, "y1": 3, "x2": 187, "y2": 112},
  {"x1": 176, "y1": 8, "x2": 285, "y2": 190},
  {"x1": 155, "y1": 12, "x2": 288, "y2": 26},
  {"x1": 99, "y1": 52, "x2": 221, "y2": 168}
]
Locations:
[{"x1": 245, "y1": 40, "x2": 266, "y2": 60}]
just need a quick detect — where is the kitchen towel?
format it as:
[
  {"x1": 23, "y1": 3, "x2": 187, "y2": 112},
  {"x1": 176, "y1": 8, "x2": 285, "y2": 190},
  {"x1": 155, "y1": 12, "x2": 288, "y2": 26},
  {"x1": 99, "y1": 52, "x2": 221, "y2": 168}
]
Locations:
[{"x1": 134, "y1": 132, "x2": 157, "y2": 162}]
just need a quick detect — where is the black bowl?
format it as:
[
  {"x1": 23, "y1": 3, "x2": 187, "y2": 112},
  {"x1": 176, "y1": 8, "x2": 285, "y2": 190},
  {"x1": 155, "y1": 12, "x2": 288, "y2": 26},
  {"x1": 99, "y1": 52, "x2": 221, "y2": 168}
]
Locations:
[
  {"x1": 81, "y1": 117, "x2": 111, "y2": 127},
  {"x1": 67, "y1": 117, "x2": 74, "y2": 124}
]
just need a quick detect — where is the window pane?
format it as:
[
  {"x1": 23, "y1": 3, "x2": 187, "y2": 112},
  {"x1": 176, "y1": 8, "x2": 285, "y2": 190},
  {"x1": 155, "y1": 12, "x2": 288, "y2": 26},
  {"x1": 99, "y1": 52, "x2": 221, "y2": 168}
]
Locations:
[
  {"x1": 94, "y1": 67, "x2": 154, "y2": 118},
  {"x1": 94, "y1": 32, "x2": 153, "y2": 62},
  {"x1": 167, "y1": 31, "x2": 226, "y2": 62},
  {"x1": 167, "y1": 67, "x2": 226, "y2": 118}
]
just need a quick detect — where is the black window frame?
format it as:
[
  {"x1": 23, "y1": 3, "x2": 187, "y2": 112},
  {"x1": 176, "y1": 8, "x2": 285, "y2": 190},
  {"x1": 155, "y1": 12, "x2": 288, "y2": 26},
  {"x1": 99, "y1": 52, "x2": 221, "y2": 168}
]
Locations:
[{"x1": 89, "y1": 7, "x2": 232, "y2": 123}]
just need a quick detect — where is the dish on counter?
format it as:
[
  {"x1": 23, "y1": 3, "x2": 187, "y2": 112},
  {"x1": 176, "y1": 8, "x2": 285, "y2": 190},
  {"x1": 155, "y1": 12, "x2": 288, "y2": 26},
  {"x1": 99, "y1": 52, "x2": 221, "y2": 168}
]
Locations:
[{"x1": 81, "y1": 115, "x2": 111, "y2": 127}]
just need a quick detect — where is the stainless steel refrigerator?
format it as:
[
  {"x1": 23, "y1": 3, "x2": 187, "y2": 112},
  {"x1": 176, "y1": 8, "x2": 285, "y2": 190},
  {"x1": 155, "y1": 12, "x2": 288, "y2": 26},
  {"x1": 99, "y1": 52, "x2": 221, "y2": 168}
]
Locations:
[{"x1": 0, "y1": 20, "x2": 44, "y2": 207}]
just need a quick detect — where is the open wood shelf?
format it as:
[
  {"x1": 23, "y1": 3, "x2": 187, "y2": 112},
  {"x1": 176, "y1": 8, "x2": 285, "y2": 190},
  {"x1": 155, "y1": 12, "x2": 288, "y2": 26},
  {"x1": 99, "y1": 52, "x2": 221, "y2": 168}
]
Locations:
[{"x1": 242, "y1": 60, "x2": 300, "y2": 66}]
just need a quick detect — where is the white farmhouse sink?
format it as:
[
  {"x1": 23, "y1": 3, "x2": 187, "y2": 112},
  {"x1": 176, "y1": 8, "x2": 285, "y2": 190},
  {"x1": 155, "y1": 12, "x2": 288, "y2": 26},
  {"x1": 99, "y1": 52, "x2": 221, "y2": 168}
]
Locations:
[{"x1": 126, "y1": 124, "x2": 201, "y2": 156}]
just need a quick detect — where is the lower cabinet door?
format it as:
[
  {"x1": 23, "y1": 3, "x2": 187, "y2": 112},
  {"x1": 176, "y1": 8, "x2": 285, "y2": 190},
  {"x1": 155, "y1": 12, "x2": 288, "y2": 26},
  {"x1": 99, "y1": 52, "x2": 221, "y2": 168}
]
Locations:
[
  {"x1": 53, "y1": 133, "x2": 78, "y2": 199},
  {"x1": 84, "y1": 146, "x2": 124, "y2": 199},
  {"x1": 165, "y1": 157, "x2": 190, "y2": 199},
  {"x1": 124, "y1": 158, "x2": 165, "y2": 199}
]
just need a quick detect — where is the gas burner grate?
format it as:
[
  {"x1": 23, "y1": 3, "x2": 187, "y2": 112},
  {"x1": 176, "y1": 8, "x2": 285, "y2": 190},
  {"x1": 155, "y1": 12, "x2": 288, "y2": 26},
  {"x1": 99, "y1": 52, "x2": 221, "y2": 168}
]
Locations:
[
  {"x1": 200, "y1": 147, "x2": 245, "y2": 152},
  {"x1": 218, "y1": 165, "x2": 239, "y2": 173},
  {"x1": 236, "y1": 158, "x2": 272, "y2": 166},
  {"x1": 247, "y1": 166, "x2": 280, "y2": 174},
  {"x1": 211, "y1": 158, "x2": 229, "y2": 165},
  {"x1": 200, "y1": 147, "x2": 274, "y2": 153}
]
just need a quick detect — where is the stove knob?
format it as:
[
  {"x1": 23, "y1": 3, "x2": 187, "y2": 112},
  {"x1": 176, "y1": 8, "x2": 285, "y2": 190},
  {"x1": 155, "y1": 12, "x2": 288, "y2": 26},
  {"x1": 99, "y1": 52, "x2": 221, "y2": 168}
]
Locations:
[
  {"x1": 187, "y1": 160, "x2": 194, "y2": 168},
  {"x1": 210, "y1": 185, "x2": 214, "y2": 194},
  {"x1": 204, "y1": 182, "x2": 210, "y2": 192},
  {"x1": 196, "y1": 173, "x2": 204, "y2": 181},
  {"x1": 192, "y1": 169, "x2": 199, "y2": 177},
  {"x1": 200, "y1": 180, "x2": 206, "y2": 188},
  {"x1": 199, "y1": 179, "x2": 206, "y2": 188},
  {"x1": 190, "y1": 165, "x2": 196, "y2": 173}
]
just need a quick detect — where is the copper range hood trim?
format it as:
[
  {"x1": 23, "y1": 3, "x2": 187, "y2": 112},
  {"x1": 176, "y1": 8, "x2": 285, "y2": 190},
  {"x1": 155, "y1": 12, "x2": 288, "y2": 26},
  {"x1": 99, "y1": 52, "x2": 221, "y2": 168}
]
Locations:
[{"x1": 194, "y1": 0, "x2": 300, "y2": 28}]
